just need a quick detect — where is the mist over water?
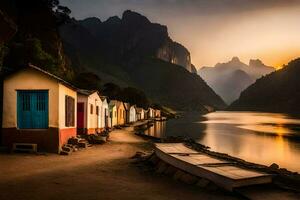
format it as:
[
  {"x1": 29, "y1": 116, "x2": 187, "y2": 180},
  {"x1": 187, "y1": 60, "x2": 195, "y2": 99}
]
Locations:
[{"x1": 145, "y1": 111, "x2": 300, "y2": 172}]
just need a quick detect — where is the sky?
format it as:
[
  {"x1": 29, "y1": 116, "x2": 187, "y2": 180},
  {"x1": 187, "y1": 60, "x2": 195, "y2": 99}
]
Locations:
[{"x1": 60, "y1": 0, "x2": 300, "y2": 69}]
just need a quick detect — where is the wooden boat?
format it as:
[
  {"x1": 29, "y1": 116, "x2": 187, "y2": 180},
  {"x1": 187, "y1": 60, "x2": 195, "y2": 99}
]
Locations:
[{"x1": 155, "y1": 143, "x2": 273, "y2": 191}]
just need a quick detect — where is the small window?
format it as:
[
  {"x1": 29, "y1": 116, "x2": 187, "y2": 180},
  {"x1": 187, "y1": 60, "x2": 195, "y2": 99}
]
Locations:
[
  {"x1": 65, "y1": 95, "x2": 75, "y2": 127},
  {"x1": 115, "y1": 111, "x2": 117, "y2": 117},
  {"x1": 90, "y1": 104, "x2": 93, "y2": 114}
]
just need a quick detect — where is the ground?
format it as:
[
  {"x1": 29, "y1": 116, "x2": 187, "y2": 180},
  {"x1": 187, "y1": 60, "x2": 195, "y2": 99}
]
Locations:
[{"x1": 0, "y1": 128, "x2": 239, "y2": 200}]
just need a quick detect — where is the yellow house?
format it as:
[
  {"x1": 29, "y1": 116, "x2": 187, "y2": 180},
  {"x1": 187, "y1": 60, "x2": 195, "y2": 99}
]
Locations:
[
  {"x1": 2, "y1": 64, "x2": 77, "y2": 153},
  {"x1": 77, "y1": 90, "x2": 102, "y2": 135},
  {"x1": 110, "y1": 100, "x2": 126, "y2": 126}
]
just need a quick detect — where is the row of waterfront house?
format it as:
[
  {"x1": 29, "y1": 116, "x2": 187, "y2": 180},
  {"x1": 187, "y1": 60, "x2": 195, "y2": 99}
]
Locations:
[{"x1": 1, "y1": 65, "x2": 161, "y2": 153}]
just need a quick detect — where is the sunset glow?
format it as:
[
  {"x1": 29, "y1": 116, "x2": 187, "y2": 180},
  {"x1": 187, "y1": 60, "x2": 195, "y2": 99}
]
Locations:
[{"x1": 61, "y1": 0, "x2": 300, "y2": 69}]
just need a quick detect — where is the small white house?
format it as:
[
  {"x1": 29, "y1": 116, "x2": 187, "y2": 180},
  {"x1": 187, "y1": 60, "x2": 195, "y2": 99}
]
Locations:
[
  {"x1": 148, "y1": 107, "x2": 155, "y2": 119},
  {"x1": 77, "y1": 90, "x2": 102, "y2": 135},
  {"x1": 100, "y1": 96, "x2": 109, "y2": 129},
  {"x1": 109, "y1": 101, "x2": 117, "y2": 127},
  {"x1": 136, "y1": 108, "x2": 145, "y2": 120},
  {"x1": 129, "y1": 105, "x2": 137, "y2": 123}
]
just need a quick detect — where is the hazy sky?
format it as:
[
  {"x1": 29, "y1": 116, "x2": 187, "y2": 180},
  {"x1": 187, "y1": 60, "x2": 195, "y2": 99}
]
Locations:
[{"x1": 60, "y1": 0, "x2": 300, "y2": 69}]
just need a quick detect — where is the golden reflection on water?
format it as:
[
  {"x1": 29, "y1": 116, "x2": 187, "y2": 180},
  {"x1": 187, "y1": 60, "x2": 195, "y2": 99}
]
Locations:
[
  {"x1": 144, "y1": 121, "x2": 167, "y2": 138},
  {"x1": 200, "y1": 112, "x2": 300, "y2": 172}
]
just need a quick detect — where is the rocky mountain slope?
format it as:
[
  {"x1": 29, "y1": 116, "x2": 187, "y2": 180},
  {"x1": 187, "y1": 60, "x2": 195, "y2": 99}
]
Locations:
[
  {"x1": 60, "y1": 10, "x2": 226, "y2": 111},
  {"x1": 229, "y1": 58, "x2": 300, "y2": 113},
  {"x1": 198, "y1": 57, "x2": 274, "y2": 104},
  {"x1": 78, "y1": 10, "x2": 194, "y2": 73}
]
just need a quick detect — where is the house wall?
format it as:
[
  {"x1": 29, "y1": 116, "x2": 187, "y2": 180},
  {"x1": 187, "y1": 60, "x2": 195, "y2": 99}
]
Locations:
[
  {"x1": 110, "y1": 106, "x2": 117, "y2": 127},
  {"x1": 1, "y1": 68, "x2": 62, "y2": 153},
  {"x1": 101, "y1": 99, "x2": 109, "y2": 128},
  {"x1": 87, "y1": 92, "x2": 101, "y2": 134},
  {"x1": 129, "y1": 107, "x2": 136, "y2": 122},
  {"x1": 141, "y1": 110, "x2": 145, "y2": 120},
  {"x1": 2, "y1": 68, "x2": 59, "y2": 128},
  {"x1": 58, "y1": 83, "x2": 77, "y2": 147},
  {"x1": 117, "y1": 103, "x2": 126, "y2": 125}
]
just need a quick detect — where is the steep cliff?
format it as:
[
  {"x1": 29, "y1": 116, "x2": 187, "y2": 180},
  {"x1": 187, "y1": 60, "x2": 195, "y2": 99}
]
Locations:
[
  {"x1": 78, "y1": 10, "x2": 193, "y2": 73},
  {"x1": 229, "y1": 58, "x2": 300, "y2": 113},
  {"x1": 60, "y1": 10, "x2": 226, "y2": 111}
]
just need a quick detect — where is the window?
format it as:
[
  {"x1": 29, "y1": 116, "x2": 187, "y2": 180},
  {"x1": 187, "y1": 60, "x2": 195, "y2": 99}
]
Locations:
[
  {"x1": 96, "y1": 106, "x2": 99, "y2": 115},
  {"x1": 114, "y1": 111, "x2": 117, "y2": 117},
  {"x1": 90, "y1": 104, "x2": 93, "y2": 114},
  {"x1": 17, "y1": 90, "x2": 48, "y2": 129},
  {"x1": 65, "y1": 95, "x2": 75, "y2": 127}
]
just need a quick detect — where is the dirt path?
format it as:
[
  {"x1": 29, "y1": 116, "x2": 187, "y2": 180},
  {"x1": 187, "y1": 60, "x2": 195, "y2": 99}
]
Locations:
[{"x1": 0, "y1": 128, "x2": 240, "y2": 200}]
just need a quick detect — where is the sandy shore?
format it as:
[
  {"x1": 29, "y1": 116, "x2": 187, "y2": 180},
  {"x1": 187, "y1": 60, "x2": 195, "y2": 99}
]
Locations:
[{"x1": 0, "y1": 128, "x2": 239, "y2": 200}]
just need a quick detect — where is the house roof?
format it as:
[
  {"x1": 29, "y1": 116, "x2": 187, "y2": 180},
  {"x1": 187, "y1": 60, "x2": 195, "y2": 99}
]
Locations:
[
  {"x1": 77, "y1": 89, "x2": 97, "y2": 96},
  {"x1": 5, "y1": 64, "x2": 78, "y2": 90},
  {"x1": 123, "y1": 102, "x2": 130, "y2": 110},
  {"x1": 136, "y1": 108, "x2": 144, "y2": 113},
  {"x1": 110, "y1": 100, "x2": 124, "y2": 109},
  {"x1": 100, "y1": 96, "x2": 108, "y2": 102}
]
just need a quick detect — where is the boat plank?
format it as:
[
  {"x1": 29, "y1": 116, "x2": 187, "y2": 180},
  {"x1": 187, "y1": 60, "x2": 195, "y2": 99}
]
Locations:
[
  {"x1": 155, "y1": 143, "x2": 273, "y2": 191},
  {"x1": 172, "y1": 154, "x2": 230, "y2": 165},
  {"x1": 155, "y1": 143, "x2": 199, "y2": 154}
]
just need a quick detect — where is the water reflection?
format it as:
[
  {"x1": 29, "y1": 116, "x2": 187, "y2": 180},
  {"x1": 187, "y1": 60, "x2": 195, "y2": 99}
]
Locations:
[
  {"x1": 200, "y1": 112, "x2": 300, "y2": 172},
  {"x1": 144, "y1": 120, "x2": 167, "y2": 138},
  {"x1": 142, "y1": 111, "x2": 300, "y2": 172}
]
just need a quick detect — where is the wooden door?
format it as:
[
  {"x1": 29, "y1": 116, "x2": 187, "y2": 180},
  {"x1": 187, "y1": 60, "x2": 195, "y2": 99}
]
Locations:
[{"x1": 77, "y1": 103, "x2": 84, "y2": 128}]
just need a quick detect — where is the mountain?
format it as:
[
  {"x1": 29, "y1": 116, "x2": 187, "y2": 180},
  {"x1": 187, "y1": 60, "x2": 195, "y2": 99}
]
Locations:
[
  {"x1": 60, "y1": 10, "x2": 226, "y2": 111},
  {"x1": 229, "y1": 58, "x2": 300, "y2": 113},
  {"x1": 1, "y1": 0, "x2": 74, "y2": 81},
  {"x1": 198, "y1": 57, "x2": 275, "y2": 104}
]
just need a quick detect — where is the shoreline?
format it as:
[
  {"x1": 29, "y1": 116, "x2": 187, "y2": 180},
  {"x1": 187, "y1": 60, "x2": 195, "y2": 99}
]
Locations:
[
  {"x1": 134, "y1": 121, "x2": 300, "y2": 192},
  {"x1": 0, "y1": 125, "x2": 239, "y2": 200}
]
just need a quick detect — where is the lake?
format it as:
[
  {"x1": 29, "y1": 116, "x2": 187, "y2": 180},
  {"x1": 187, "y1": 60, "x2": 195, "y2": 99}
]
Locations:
[{"x1": 143, "y1": 111, "x2": 300, "y2": 172}]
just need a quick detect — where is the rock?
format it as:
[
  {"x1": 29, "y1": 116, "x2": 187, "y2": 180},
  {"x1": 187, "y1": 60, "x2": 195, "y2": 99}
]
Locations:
[
  {"x1": 197, "y1": 178, "x2": 210, "y2": 188},
  {"x1": 68, "y1": 137, "x2": 80, "y2": 145},
  {"x1": 179, "y1": 173, "x2": 198, "y2": 185},
  {"x1": 77, "y1": 142, "x2": 88, "y2": 148},
  {"x1": 269, "y1": 163, "x2": 279, "y2": 170},
  {"x1": 62, "y1": 146, "x2": 73, "y2": 153}
]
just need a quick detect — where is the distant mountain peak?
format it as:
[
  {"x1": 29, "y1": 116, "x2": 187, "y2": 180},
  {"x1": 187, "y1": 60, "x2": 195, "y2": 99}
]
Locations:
[
  {"x1": 231, "y1": 56, "x2": 241, "y2": 63},
  {"x1": 198, "y1": 57, "x2": 275, "y2": 104},
  {"x1": 122, "y1": 10, "x2": 150, "y2": 25},
  {"x1": 105, "y1": 16, "x2": 121, "y2": 24},
  {"x1": 83, "y1": 17, "x2": 102, "y2": 24},
  {"x1": 249, "y1": 59, "x2": 271, "y2": 68}
]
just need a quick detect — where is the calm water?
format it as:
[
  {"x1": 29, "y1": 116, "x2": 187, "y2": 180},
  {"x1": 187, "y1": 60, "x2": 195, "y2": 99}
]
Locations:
[{"x1": 144, "y1": 111, "x2": 300, "y2": 172}]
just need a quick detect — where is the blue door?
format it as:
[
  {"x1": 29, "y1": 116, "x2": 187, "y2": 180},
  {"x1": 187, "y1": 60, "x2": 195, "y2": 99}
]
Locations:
[{"x1": 17, "y1": 90, "x2": 49, "y2": 129}]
